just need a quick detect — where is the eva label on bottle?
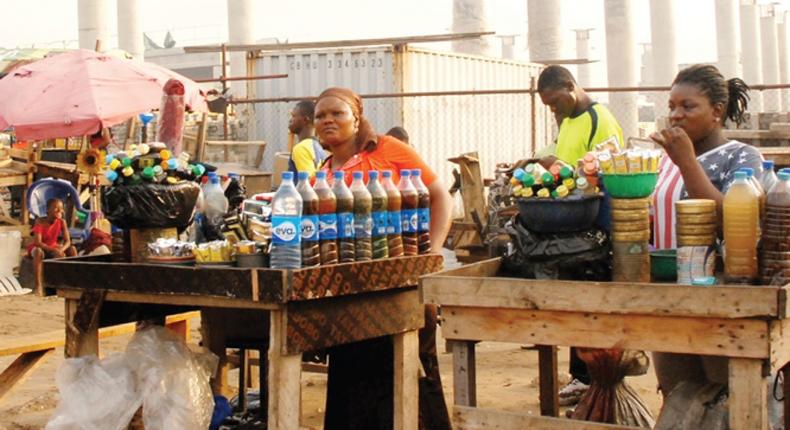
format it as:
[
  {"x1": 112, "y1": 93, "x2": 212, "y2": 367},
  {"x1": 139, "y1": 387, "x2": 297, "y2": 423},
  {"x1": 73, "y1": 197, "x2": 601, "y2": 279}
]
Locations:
[
  {"x1": 337, "y1": 212, "x2": 354, "y2": 239},
  {"x1": 418, "y1": 208, "x2": 430, "y2": 232},
  {"x1": 301, "y1": 215, "x2": 319, "y2": 242},
  {"x1": 354, "y1": 214, "x2": 373, "y2": 238},
  {"x1": 272, "y1": 215, "x2": 301, "y2": 245},
  {"x1": 388, "y1": 210, "x2": 402, "y2": 234},
  {"x1": 401, "y1": 209, "x2": 418, "y2": 234},
  {"x1": 319, "y1": 213, "x2": 338, "y2": 240}
]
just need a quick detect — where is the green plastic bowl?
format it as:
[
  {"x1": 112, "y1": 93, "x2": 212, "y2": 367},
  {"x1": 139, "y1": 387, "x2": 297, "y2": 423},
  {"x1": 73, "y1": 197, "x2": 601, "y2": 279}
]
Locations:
[
  {"x1": 650, "y1": 249, "x2": 677, "y2": 282},
  {"x1": 602, "y1": 173, "x2": 659, "y2": 198}
]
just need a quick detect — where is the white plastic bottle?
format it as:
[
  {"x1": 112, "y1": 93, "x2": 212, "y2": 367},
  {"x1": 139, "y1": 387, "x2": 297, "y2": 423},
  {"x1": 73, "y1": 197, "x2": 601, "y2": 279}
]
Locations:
[
  {"x1": 203, "y1": 172, "x2": 228, "y2": 226},
  {"x1": 270, "y1": 172, "x2": 303, "y2": 269}
]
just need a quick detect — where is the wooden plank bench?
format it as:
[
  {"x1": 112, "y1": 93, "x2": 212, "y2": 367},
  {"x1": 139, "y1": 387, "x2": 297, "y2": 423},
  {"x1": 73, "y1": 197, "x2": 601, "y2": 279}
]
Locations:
[
  {"x1": 0, "y1": 310, "x2": 198, "y2": 405},
  {"x1": 422, "y1": 257, "x2": 790, "y2": 430}
]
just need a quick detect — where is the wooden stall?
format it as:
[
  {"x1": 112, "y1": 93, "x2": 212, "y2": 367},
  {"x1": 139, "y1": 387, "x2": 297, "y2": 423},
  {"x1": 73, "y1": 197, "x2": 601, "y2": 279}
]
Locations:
[
  {"x1": 45, "y1": 253, "x2": 444, "y2": 430},
  {"x1": 421, "y1": 257, "x2": 790, "y2": 430}
]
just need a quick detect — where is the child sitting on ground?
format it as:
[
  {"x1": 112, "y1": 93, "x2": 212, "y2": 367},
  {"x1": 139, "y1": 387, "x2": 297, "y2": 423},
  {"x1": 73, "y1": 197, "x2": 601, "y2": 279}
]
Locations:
[{"x1": 28, "y1": 198, "x2": 77, "y2": 292}]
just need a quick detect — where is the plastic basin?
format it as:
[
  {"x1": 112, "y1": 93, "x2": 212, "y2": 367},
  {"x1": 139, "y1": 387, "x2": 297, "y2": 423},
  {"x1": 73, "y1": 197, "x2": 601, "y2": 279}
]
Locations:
[
  {"x1": 650, "y1": 249, "x2": 677, "y2": 282},
  {"x1": 516, "y1": 194, "x2": 602, "y2": 233},
  {"x1": 602, "y1": 173, "x2": 659, "y2": 199}
]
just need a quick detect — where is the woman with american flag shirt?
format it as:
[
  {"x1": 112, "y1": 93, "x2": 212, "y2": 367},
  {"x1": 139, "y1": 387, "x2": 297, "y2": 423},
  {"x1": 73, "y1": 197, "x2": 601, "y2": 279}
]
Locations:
[{"x1": 651, "y1": 64, "x2": 763, "y2": 251}]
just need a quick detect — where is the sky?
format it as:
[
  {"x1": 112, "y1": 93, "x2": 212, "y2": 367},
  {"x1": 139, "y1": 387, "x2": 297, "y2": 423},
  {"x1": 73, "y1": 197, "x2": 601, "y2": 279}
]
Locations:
[{"x1": 2, "y1": 0, "x2": 790, "y2": 87}]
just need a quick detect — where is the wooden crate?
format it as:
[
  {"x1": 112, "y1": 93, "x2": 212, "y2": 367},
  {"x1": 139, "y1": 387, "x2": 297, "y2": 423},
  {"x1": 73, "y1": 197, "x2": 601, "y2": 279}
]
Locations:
[
  {"x1": 421, "y1": 257, "x2": 790, "y2": 430},
  {"x1": 46, "y1": 254, "x2": 443, "y2": 430}
]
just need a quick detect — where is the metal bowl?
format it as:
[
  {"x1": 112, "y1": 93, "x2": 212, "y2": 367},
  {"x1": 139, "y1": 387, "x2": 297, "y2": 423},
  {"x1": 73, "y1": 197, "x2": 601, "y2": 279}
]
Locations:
[{"x1": 516, "y1": 194, "x2": 603, "y2": 233}]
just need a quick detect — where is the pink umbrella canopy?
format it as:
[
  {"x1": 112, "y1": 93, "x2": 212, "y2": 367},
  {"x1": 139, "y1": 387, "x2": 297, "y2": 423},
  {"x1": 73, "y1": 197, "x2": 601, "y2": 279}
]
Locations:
[{"x1": 0, "y1": 49, "x2": 207, "y2": 140}]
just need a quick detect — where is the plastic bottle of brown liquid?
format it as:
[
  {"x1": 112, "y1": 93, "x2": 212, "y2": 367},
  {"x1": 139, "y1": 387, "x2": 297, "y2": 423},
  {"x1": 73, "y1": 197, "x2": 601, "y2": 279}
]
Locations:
[
  {"x1": 314, "y1": 171, "x2": 338, "y2": 265},
  {"x1": 296, "y1": 171, "x2": 320, "y2": 267},
  {"x1": 399, "y1": 170, "x2": 419, "y2": 256},
  {"x1": 724, "y1": 171, "x2": 759, "y2": 283},
  {"x1": 351, "y1": 171, "x2": 373, "y2": 261},
  {"x1": 332, "y1": 171, "x2": 356, "y2": 263},
  {"x1": 368, "y1": 171, "x2": 389, "y2": 259},
  {"x1": 382, "y1": 170, "x2": 404, "y2": 257},
  {"x1": 410, "y1": 169, "x2": 432, "y2": 254}
]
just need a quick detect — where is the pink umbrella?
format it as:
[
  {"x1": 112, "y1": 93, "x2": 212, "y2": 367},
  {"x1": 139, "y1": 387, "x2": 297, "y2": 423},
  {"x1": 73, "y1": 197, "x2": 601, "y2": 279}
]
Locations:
[{"x1": 0, "y1": 49, "x2": 207, "y2": 140}]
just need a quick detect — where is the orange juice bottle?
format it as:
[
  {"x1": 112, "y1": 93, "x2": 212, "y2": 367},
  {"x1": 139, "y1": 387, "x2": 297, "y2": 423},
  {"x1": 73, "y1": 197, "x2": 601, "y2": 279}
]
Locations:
[{"x1": 723, "y1": 171, "x2": 759, "y2": 283}]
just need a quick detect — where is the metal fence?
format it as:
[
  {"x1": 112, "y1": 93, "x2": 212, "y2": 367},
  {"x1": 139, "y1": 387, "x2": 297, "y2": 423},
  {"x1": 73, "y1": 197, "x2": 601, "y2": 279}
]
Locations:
[{"x1": 240, "y1": 83, "x2": 790, "y2": 181}]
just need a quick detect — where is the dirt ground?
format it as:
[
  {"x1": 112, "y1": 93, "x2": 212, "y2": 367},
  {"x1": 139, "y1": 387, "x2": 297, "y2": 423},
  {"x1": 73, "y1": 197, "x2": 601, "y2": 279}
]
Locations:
[{"x1": 0, "y1": 294, "x2": 664, "y2": 429}]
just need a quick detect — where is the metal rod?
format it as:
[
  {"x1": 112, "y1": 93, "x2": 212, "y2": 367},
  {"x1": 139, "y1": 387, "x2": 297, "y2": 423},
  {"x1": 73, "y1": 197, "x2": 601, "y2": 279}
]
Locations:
[
  {"x1": 194, "y1": 73, "x2": 288, "y2": 83},
  {"x1": 184, "y1": 32, "x2": 496, "y2": 53},
  {"x1": 530, "y1": 77, "x2": 537, "y2": 156},
  {"x1": 221, "y1": 44, "x2": 229, "y2": 142}
]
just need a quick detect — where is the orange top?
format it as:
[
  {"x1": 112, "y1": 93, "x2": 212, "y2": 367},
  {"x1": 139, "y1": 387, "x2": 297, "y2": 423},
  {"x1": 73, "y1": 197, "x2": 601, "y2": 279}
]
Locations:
[{"x1": 320, "y1": 135, "x2": 438, "y2": 186}]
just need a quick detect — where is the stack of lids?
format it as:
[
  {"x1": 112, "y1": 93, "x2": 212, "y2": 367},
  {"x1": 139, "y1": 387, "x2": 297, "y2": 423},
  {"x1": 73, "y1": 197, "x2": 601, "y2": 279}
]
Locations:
[
  {"x1": 610, "y1": 197, "x2": 651, "y2": 283},
  {"x1": 675, "y1": 199, "x2": 717, "y2": 247}
]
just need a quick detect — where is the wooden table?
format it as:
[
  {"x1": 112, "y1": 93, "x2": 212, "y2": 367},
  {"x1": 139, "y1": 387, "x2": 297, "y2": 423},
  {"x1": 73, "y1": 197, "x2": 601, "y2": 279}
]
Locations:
[
  {"x1": 421, "y1": 257, "x2": 790, "y2": 430},
  {"x1": 46, "y1": 253, "x2": 443, "y2": 430}
]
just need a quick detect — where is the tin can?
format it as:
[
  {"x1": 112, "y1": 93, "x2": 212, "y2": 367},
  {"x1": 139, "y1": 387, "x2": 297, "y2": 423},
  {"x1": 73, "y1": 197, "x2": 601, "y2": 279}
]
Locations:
[
  {"x1": 612, "y1": 220, "x2": 651, "y2": 232},
  {"x1": 676, "y1": 223, "x2": 717, "y2": 236},
  {"x1": 675, "y1": 199, "x2": 716, "y2": 214},
  {"x1": 611, "y1": 198, "x2": 651, "y2": 210},
  {"x1": 611, "y1": 208, "x2": 649, "y2": 221},
  {"x1": 677, "y1": 234, "x2": 716, "y2": 247},
  {"x1": 612, "y1": 230, "x2": 651, "y2": 242},
  {"x1": 677, "y1": 213, "x2": 717, "y2": 225}
]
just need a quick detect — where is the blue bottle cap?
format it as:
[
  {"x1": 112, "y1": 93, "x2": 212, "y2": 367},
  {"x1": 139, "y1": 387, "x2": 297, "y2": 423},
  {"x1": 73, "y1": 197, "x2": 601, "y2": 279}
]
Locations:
[
  {"x1": 333, "y1": 171, "x2": 344, "y2": 180},
  {"x1": 763, "y1": 160, "x2": 775, "y2": 169},
  {"x1": 779, "y1": 171, "x2": 790, "y2": 181},
  {"x1": 352, "y1": 171, "x2": 363, "y2": 180},
  {"x1": 297, "y1": 171, "x2": 309, "y2": 181},
  {"x1": 382, "y1": 170, "x2": 392, "y2": 178},
  {"x1": 105, "y1": 170, "x2": 118, "y2": 182},
  {"x1": 210, "y1": 175, "x2": 220, "y2": 184},
  {"x1": 400, "y1": 169, "x2": 411, "y2": 177},
  {"x1": 104, "y1": 154, "x2": 115, "y2": 164},
  {"x1": 315, "y1": 171, "x2": 326, "y2": 180},
  {"x1": 734, "y1": 171, "x2": 747, "y2": 180},
  {"x1": 739, "y1": 167, "x2": 754, "y2": 177},
  {"x1": 167, "y1": 158, "x2": 178, "y2": 170},
  {"x1": 691, "y1": 277, "x2": 716, "y2": 286},
  {"x1": 411, "y1": 168, "x2": 421, "y2": 176},
  {"x1": 368, "y1": 170, "x2": 379, "y2": 180},
  {"x1": 281, "y1": 171, "x2": 294, "y2": 181}
]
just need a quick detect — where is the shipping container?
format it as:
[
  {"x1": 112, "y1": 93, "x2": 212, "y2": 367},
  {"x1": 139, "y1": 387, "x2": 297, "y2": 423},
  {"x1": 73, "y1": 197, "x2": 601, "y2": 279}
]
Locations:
[{"x1": 252, "y1": 45, "x2": 552, "y2": 183}]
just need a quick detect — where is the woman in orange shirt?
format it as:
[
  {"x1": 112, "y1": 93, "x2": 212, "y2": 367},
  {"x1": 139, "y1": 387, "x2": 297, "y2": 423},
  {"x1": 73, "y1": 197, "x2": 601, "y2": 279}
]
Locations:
[{"x1": 315, "y1": 87, "x2": 453, "y2": 430}]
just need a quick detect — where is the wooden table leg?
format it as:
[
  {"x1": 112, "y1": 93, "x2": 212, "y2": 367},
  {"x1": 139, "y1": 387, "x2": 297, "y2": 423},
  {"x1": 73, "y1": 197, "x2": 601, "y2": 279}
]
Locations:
[
  {"x1": 267, "y1": 310, "x2": 301, "y2": 430},
  {"x1": 393, "y1": 330, "x2": 419, "y2": 430},
  {"x1": 64, "y1": 292, "x2": 104, "y2": 358},
  {"x1": 451, "y1": 340, "x2": 477, "y2": 407},
  {"x1": 729, "y1": 358, "x2": 768, "y2": 430},
  {"x1": 200, "y1": 309, "x2": 231, "y2": 397},
  {"x1": 783, "y1": 364, "x2": 790, "y2": 430},
  {"x1": 537, "y1": 345, "x2": 559, "y2": 417}
]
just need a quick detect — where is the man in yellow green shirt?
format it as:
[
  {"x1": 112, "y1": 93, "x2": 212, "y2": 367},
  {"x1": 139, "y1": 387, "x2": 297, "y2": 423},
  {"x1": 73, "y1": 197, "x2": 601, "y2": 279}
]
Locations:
[
  {"x1": 288, "y1": 100, "x2": 327, "y2": 176},
  {"x1": 537, "y1": 65, "x2": 624, "y2": 166}
]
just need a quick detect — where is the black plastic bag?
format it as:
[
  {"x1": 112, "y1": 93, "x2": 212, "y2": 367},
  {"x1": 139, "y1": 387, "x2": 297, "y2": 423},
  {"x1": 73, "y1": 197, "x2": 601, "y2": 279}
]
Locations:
[
  {"x1": 502, "y1": 215, "x2": 611, "y2": 281},
  {"x1": 102, "y1": 182, "x2": 200, "y2": 229}
]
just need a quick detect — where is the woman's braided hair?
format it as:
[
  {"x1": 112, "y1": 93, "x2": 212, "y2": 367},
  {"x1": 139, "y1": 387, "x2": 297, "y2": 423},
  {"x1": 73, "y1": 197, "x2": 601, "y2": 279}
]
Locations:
[{"x1": 673, "y1": 64, "x2": 750, "y2": 126}]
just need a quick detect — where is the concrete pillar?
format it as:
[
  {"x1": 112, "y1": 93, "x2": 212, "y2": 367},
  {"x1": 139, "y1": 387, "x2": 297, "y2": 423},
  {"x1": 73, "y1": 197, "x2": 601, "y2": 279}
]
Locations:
[
  {"x1": 649, "y1": 0, "x2": 677, "y2": 123},
  {"x1": 604, "y1": 0, "x2": 640, "y2": 139},
  {"x1": 527, "y1": 0, "x2": 562, "y2": 62},
  {"x1": 452, "y1": 0, "x2": 494, "y2": 56},
  {"x1": 117, "y1": 0, "x2": 143, "y2": 61},
  {"x1": 498, "y1": 35, "x2": 516, "y2": 60},
  {"x1": 78, "y1": 0, "x2": 110, "y2": 50},
  {"x1": 227, "y1": 0, "x2": 255, "y2": 97},
  {"x1": 574, "y1": 29, "x2": 593, "y2": 88},
  {"x1": 715, "y1": 0, "x2": 742, "y2": 79},
  {"x1": 740, "y1": 3, "x2": 763, "y2": 111},
  {"x1": 762, "y1": 14, "x2": 782, "y2": 112},
  {"x1": 779, "y1": 13, "x2": 790, "y2": 109}
]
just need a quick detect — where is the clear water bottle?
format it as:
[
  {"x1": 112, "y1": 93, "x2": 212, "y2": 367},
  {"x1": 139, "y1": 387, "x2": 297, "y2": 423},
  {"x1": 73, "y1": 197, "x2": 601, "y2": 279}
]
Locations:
[
  {"x1": 203, "y1": 172, "x2": 228, "y2": 226},
  {"x1": 351, "y1": 171, "x2": 373, "y2": 261},
  {"x1": 410, "y1": 169, "x2": 432, "y2": 254},
  {"x1": 761, "y1": 160, "x2": 779, "y2": 194},
  {"x1": 270, "y1": 172, "x2": 303, "y2": 269}
]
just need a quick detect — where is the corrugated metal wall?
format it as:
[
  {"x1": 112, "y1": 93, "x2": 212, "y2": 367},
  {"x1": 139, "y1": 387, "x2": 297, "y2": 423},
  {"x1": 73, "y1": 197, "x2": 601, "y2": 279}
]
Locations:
[{"x1": 253, "y1": 46, "x2": 550, "y2": 183}]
